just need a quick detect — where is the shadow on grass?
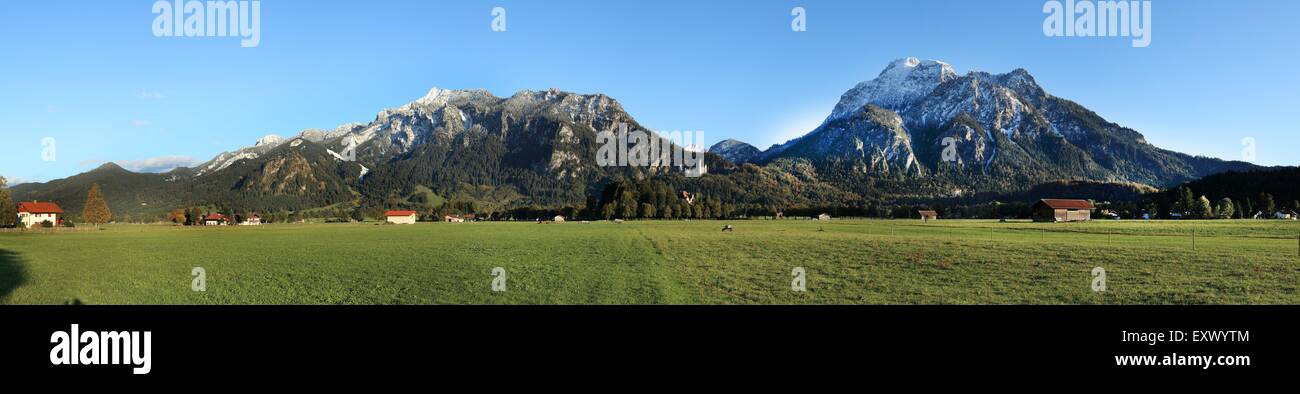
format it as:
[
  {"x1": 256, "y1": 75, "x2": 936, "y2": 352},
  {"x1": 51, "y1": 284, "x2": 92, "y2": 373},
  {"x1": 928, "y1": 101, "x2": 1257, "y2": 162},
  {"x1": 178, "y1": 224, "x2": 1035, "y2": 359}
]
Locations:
[{"x1": 0, "y1": 249, "x2": 28, "y2": 303}]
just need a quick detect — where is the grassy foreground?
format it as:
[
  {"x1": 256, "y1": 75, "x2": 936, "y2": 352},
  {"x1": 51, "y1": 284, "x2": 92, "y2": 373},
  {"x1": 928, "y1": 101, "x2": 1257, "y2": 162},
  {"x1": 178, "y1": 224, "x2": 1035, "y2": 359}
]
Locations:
[{"x1": 1, "y1": 219, "x2": 1297, "y2": 304}]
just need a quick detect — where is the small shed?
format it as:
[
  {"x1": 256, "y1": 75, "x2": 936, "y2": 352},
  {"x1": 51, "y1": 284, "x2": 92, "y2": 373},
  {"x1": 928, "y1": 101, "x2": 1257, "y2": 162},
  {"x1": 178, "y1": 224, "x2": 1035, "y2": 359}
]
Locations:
[
  {"x1": 918, "y1": 210, "x2": 938, "y2": 222},
  {"x1": 1032, "y1": 199, "x2": 1094, "y2": 222},
  {"x1": 817, "y1": 213, "x2": 831, "y2": 221}
]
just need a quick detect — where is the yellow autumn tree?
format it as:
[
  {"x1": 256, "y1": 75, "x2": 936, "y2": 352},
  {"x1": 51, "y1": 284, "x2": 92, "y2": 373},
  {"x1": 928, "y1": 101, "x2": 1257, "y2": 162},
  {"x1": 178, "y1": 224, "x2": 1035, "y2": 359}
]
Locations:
[{"x1": 82, "y1": 183, "x2": 112, "y2": 226}]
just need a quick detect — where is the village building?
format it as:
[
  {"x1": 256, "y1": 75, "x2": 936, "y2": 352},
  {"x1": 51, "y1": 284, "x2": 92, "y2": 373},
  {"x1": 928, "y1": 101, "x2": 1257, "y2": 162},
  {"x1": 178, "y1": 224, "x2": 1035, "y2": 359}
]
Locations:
[
  {"x1": 239, "y1": 214, "x2": 263, "y2": 226},
  {"x1": 1032, "y1": 199, "x2": 1094, "y2": 222},
  {"x1": 16, "y1": 201, "x2": 64, "y2": 228},
  {"x1": 384, "y1": 210, "x2": 419, "y2": 224},
  {"x1": 204, "y1": 213, "x2": 230, "y2": 226},
  {"x1": 444, "y1": 214, "x2": 477, "y2": 223},
  {"x1": 918, "y1": 210, "x2": 938, "y2": 222}
]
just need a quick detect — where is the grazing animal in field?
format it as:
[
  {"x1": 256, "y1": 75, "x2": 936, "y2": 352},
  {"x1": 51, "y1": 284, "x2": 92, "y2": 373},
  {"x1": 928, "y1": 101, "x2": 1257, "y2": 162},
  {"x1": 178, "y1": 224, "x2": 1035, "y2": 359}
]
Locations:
[{"x1": 722, "y1": 225, "x2": 734, "y2": 232}]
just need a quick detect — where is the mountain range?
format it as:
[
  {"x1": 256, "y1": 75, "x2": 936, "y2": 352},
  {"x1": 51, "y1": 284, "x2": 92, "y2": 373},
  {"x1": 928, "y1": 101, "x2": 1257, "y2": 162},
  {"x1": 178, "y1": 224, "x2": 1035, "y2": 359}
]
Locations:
[
  {"x1": 712, "y1": 58, "x2": 1255, "y2": 199},
  {"x1": 10, "y1": 58, "x2": 1261, "y2": 220}
]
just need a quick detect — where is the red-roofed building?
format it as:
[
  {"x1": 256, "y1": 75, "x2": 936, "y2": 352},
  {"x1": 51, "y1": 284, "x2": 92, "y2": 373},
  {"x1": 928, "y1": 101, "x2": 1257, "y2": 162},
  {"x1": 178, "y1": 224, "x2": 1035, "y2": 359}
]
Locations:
[
  {"x1": 384, "y1": 210, "x2": 419, "y2": 224},
  {"x1": 204, "y1": 213, "x2": 230, "y2": 226},
  {"x1": 1032, "y1": 199, "x2": 1095, "y2": 222},
  {"x1": 17, "y1": 201, "x2": 64, "y2": 228}
]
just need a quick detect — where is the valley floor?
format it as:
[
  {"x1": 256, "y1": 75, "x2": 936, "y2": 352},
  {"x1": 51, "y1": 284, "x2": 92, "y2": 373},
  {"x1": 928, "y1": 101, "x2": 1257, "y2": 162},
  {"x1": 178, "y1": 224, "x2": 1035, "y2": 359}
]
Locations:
[{"x1": 0, "y1": 219, "x2": 1297, "y2": 304}]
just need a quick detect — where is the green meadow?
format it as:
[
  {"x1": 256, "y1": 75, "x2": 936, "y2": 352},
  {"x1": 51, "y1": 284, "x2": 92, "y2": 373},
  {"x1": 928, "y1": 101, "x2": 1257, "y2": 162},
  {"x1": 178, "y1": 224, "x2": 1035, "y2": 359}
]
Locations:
[{"x1": 1, "y1": 219, "x2": 1297, "y2": 305}]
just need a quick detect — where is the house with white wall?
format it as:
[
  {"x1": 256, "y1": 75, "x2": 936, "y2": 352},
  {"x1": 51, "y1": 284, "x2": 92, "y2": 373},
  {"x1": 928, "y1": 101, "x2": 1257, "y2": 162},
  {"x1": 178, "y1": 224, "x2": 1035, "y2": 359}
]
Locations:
[
  {"x1": 16, "y1": 201, "x2": 64, "y2": 228},
  {"x1": 385, "y1": 210, "x2": 419, "y2": 224}
]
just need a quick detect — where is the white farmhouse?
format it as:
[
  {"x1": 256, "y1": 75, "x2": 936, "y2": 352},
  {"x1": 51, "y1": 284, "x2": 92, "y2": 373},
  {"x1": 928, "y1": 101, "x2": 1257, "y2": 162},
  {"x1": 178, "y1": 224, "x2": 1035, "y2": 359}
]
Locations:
[
  {"x1": 16, "y1": 201, "x2": 64, "y2": 228},
  {"x1": 240, "y1": 214, "x2": 263, "y2": 226}
]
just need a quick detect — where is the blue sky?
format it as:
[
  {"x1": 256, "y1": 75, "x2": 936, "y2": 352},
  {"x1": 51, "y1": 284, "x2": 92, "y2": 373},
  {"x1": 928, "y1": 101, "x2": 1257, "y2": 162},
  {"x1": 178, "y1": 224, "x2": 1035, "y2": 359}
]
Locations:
[{"x1": 2, "y1": 0, "x2": 1297, "y2": 184}]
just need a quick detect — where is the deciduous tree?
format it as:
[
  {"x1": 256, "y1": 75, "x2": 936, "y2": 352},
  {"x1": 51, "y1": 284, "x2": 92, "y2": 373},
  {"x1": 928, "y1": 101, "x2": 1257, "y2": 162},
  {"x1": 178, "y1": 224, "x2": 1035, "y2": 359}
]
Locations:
[
  {"x1": 0, "y1": 176, "x2": 15, "y2": 228},
  {"x1": 168, "y1": 209, "x2": 186, "y2": 225},
  {"x1": 1216, "y1": 198, "x2": 1234, "y2": 219},
  {"x1": 1196, "y1": 195, "x2": 1214, "y2": 219},
  {"x1": 82, "y1": 183, "x2": 112, "y2": 225}
]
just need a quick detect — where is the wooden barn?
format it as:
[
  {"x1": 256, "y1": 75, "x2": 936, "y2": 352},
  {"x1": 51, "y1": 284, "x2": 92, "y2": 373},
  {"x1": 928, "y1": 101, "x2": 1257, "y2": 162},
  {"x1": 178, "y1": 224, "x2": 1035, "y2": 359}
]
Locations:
[
  {"x1": 917, "y1": 210, "x2": 938, "y2": 222},
  {"x1": 1032, "y1": 199, "x2": 1094, "y2": 222}
]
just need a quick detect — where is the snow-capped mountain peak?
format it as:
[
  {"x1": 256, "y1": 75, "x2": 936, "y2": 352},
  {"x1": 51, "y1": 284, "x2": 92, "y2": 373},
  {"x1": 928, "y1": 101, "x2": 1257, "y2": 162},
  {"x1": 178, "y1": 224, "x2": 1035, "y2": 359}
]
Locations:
[
  {"x1": 827, "y1": 57, "x2": 958, "y2": 122},
  {"x1": 416, "y1": 87, "x2": 446, "y2": 105},
  {"x1": 878, "y1": 57, "x2": 950, "y2": 79},
  {"x1": 255, "y1": 134, "x2": 284, "y2": 147}
]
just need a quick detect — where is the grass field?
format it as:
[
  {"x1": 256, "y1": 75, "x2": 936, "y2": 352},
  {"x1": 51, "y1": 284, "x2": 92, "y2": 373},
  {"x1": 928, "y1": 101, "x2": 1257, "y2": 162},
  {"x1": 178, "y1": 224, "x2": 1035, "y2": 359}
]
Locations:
[{"x1": 1, "y1": 219, "x2": 1298, "y2": 304}]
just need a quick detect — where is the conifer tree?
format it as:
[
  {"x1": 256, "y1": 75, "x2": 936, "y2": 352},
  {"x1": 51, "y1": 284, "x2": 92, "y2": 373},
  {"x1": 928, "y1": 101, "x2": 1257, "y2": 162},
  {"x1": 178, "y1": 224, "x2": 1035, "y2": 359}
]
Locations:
[{"x1": 82, "y1": 183, "x2": 112, "y2": 226}]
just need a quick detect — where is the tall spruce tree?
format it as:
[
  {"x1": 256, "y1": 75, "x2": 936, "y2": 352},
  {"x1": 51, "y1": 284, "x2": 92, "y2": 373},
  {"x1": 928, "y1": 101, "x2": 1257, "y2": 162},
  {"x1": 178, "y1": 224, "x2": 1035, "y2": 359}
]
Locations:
[{"x1": 1178, "y1": 187, "x2": 1196, "y2": 215}]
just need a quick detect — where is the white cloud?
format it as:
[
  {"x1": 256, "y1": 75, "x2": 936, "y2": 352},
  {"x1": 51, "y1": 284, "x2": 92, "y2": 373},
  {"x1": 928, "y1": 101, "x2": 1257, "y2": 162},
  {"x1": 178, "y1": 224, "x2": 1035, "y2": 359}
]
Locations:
[
  {"x1": 118, "y1": 156, "x2": 199, "y2": 173},
  {"x1": 132, "y1": 120, "x2": 151, "y2": 127},
  {"x1": 2, "y1": 176, "x2": 33, "y2": 187},
  {"x1": 137, "y1": 90, "x2": 165, "y2": 99}
]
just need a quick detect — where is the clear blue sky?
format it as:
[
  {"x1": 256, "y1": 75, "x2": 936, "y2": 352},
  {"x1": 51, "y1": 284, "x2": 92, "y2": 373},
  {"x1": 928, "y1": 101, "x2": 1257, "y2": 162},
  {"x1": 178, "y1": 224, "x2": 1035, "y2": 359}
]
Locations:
[{"x1": 3, "y1": 0, "x2": 1297, "y2": 184}]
